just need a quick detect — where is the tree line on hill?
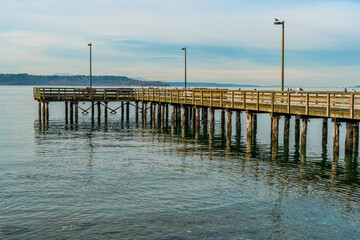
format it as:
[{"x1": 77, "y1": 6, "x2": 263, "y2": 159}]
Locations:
[{"x1": 0, "y1": 73, "x2": 168, "y2": 86}]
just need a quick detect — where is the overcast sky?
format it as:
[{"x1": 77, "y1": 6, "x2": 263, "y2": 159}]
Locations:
[{"x1": 1, "y1": 0, "x2": 360, "y2": 86}]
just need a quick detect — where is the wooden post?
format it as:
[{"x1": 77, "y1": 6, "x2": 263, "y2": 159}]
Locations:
[
  {"x1": 165, "y1": 104, "x2": 169, "y2": 127},
  {"x1": 195, "y1": 106, "x2": 200, "y2": 139},
  {"x1": 333, "y1": 121, "x2": 340, "y2": 156},
  {"x1": 152, "y1": 103, "x2": 156, "y2": 128},
  {"x1": 182, "y1": 105, "x2": 187, "y2": 127},
  {"x1": 104, "y1": 102, "x2": 108, "y2": 123},
  {"x1": 45, "y1": 101, "x2": 49, "y2": 123},
  {"x1": 65, "y1": 101, "x2": 68, "y2": 124},
  {"x1": 158, "y1": 103, "x2": 162, "y2": 125},
  {"x1": 284, "y1": 115, "x2": 290, "y2": 145},
  {"x1": 301, "y1": 118, "x2": 308, "y2": 154},
  {"x1": 252, "y1": 113, "x2": 257, "y2": 133},
  {"x1": 221, "y1": 109, "x2": 225, "y2": 127},
  {"x1": 271, "y1": 116, "x2": 280, "y2": 148},
  {"x1": 345, "y1": 122, "x2": 354, "y2": 155},
  {"x1": 135, "y1": 101, "x2": 139, "y2": 123},
  {"x1": 236, "y1": 110, "x2": 241, "y2": 135},
  {"x1": 97, "y1": 102, "x2": 101, "y2": 123},
  {"x1": 38, "y1": 101, "x2": 42, "y2": 121},
  {"x1": 227, "y1": 109, "x2": 232, "y2": 138},
  {"x1": 203, "y1": 107, "x2": 208, "y2": 126},
  {"x1": 247, "y1": 112, "x2": 252, "y2": 140},
  {"x1": 126, "y1": 102, "x2": 130, "y2": 122},
  {"x1": 354, "y1": 122, "x2": 359, "y2": 154},
  {"x1": 121, "y1": 101, "x2": 124, "y2": 122},
  {"x1": 91, "y1": 102, "x2": 94, "y2": 123},
  {"x1": 161, "y1": 104, "x2": 165, "y2": 129},
  {"x1": 322, "y1": 118, "x2": 328, "y2": 144},
  {"x1": 171, "y1": 105, "x2": 175, "y2": 134},
  {"x1": 70, "y1": 102, "x2": 74, "y2": 124},
  {"x1": 210, "y1": 108, "x2": 215, "y2": 134},
  {"x1": 74, "y1": 101, "x2": 78, "y2": 124},
  {"x1": 142, "y1": 102, "x2": 147, "y2": 126},
  {"x1": 177, "y1": 105, "x2": 181, "y2": 126},
  {"x1": 295, "y1": 117, "x2": 300, "y2": 146}
]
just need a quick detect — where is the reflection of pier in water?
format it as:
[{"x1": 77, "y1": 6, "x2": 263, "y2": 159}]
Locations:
[{"x1": 34, "y1": 87, "x2": 360, "y2": 164}]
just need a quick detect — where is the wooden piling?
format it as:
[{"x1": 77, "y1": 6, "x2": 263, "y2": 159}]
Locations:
[
  {"x1": 91, "y1": 102, "x2": 94, "y2": 123},
  {"x1": 271, "y1": 116, "x2": 280, "y2": 148},
  {"x1": 252, "y1": 113, "x2": 257, "y2": 133},
  {"x1": 171, "y1": 105, "x2": 175, "y2": 135},
  {"x1": 195, "y1": 106, "x2": 200, "y2": 139},
  {"x1": 135, "y1": 101, "x2": 139, "y2": 123},
  {"x1": 70, "y1": 102, "x2": 74, "y2": 124},
  {"x1": 247, "y1": 112, "x2": 252, "y2": 140},
  {"x1": 97, "y1": 102, "x2": 101, "y2": 122},
  {"x1": 142, "y1": 102, "x2": 147, "y2": 126},
  {"x1": 301, "y1": 118, "x2": 308, "y2": 154},
  {"x1": 236, "y1": 111, "x2": 241, "y2": 135},
  {"x1": 182, "y1": 105, "x2": 187, "y2": 127},
  {"x1": 345, "y1": 122, "x2": 354, "y2": 155},
  {"x1": 284, "y1": 115, "x2": 290, "y2": 145},
  {"x1": 227, "y1": 109, "x2": 232, "y2": 138},
  {"x1": 161, "y1": 104, "x2": 165, "y2": 129},
  {"x1": 126, "y1": 102, "x2": 130, "y2": 122},
  {"x1": 295, "y1": 117, "x2": 300, "y2": 145},
  {"x1": 333, "y1": 121, "x2": 340, "y2": 156},
  {"x1": 121, "y1": 101, "x2": 124, "y2": 120},
  {"x1": 221, "y1": 109, "x2": 225, "y2": 127},
  {"x1": 104, "y1": 102, "x2": 108, "y2": 123},
  {"x1": 322, "y1": 118, "x2": 328, "y2": 143},
  {"x1": 354, "y1": 122, "x2": 359, "y2": 154},
  {"x1": 45, "y1": 101, "x2": 49, "y2": 123},
  {"x1": 158, "y1": 103, "x2": 162, "y2": 125},
  {"x1": 65, "y1": 101, "x2": 68, "y2": 124},
  {"x1": 165, "y1": 104, "x2": 169, "y2": 127},
  {"x1": 151, "y1": 103, "x2": 156, "y2": 128},
  {"x1": 74, "y1": 102, "x2": 78, "y2": 124},
  {"x1": 210, "y1": 108, "x2": 215, "y2": 134}
]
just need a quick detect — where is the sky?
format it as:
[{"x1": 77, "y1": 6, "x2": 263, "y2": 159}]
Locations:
[{"x1": 1, "y1": 0, "x2": 360, "y2": 86}]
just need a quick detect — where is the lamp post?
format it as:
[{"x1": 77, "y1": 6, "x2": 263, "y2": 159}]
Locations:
[
  {"x1": 181, "y1": 47, "x2": 187, "y2": 89},
  {"x1": 88, "y1": 43, "x2": 92, "y2": 88},
  {"x1": 274, "y1": 18, "x2": 285, "y2": 91}
]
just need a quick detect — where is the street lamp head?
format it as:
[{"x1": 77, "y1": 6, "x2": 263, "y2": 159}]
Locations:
[
  {"x1": 88, "y1": 43, "x2": 92, "y2": 46},
  {"x1": 181, "y1": 47, "x2": 186, "y2": 50},
  {"x1": 274, "y1": 18, "x2": 284, "y2": 25}
]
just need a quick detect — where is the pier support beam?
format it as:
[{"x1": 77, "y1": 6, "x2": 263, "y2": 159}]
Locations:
[
  {"x1": 161, "y1": 104, "x2": 165, "y2": 129},
  {"x1": 45, "y1": 101, "x2": 49, "y2": 123},
  {"x1": 236, "y1": 111, "x2": 241, "y2": 136},
  {"x1": 65, "y1": 102, "x2": 68, "y2": 124},
  {"x1": 171, "y1": 105, "x2": 175, "y2": 135},
  {"x1": 126, "y1": 102, "x2": 130, "y2": 122},
  {"x1": 158, "y1": 103, "x2": 162, "y2": 125},
  {"x1": 121, "y1": 102, "x2": 124, "y2": 121},
  {"x1": 91, "y1": 102, "x2": 94, "y2": 123},
  {"x1": 165, "y1": 104, "x2": 169, "y2": 127},
  {"x1": 74, "y1": 102, "x2": 78, "y2": 124},
  {"x1": 221, "y1": 109, "x2": 225, "y2": 127},
  {"x1": 151, "y1": 103, "x2": 156, "y2": 128},
  {"x1": 135, "y1": 101, "x2": 139, "y2": 123},
  {"x1": 70, "y1": 102, "x2": 74, "y2": 124},
  {"x1": 182, "y1": 105, "x2": 187, "y2": 128},
  {"x1": 345, "y1": 122, "x2": 354, "y2": 155},
  {"x1": 301, "y1": 118, "x2": 308, "y2": 156},
  {"x1": 142, "y1": 102, "x2": 147, "y2": 126},
  {"x1": 295, "y1": 117, "x2": 300, "y2": 146},
  {"x1": 246, "y1": 112, "x2": 253, "y2": 140},
  {"x1": 333, "y1": 121, "x2": 340, "y2": 156},
  {"x1": 97, "y1": 102, "x2": 101, "y2": 123},
  {"x1": 354, "y1": 122, "x2": 359, "y2": 155},
  {"x1": 104, "y1": 102, "x2": 108, "y2": 123},
  {"x1": 284, "y1": 115, "x2": 290, "y2": 145},
  {"x1": 271, "y1": 115, "x2": 280, "y2": 148},
  {"x1": 195, "y1": 106, "x2": 200, "y2": 139},
  {"x1": 227, "y1": 110, "x2": 232, "y2": 149},
  {"x1": 322, "y1": 118, "x2": 328, "y2": 144}
]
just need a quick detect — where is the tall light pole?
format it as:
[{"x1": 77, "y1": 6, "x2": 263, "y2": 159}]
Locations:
[
  {"x1": 181, "y1": 47, "x2": 187, "y2": 89},
  {"x1": 274, "y1": 18, "x2": 285, "y2": 91},
  {"x1": 88, "y1": 43, "x2": 92, "y2": 88}
]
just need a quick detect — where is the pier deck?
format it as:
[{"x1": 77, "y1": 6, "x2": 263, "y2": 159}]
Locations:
[{"x1": 34, "y1": 87, "x2": 360, "y2": 120}]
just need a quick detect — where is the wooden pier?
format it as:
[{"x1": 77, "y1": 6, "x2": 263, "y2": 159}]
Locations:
[{"x1": 34, "y1": 87, "x2": 360, "y2": 158}]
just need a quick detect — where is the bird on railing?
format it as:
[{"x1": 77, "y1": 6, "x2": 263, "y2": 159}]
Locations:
[
  {"x1": 344, "y1": 88, "x2": 347, "y2": 92},
  {"x1": 352, "y1": 89, "x2": 356, "y2": 92},
  {"x1": 296, "y1": 86, "x2": 304, "y2": 91}
]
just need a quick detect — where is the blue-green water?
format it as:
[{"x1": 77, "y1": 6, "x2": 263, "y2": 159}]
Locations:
[{"x1": 0, "y1": 86, "x2": 359, "y2": 239}]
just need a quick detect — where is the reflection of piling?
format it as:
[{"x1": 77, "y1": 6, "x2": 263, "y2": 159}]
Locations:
[{"x1": 91, "y1": 102, "x2": 94, "y2": 124}]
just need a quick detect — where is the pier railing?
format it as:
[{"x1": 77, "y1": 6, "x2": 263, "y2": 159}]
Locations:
[
  {"x1": 33, "y1": 87, "x2": 135, "y2": 101},
  {"x1": 134, "y1": 88, "x2": 360, "y2": 119}
]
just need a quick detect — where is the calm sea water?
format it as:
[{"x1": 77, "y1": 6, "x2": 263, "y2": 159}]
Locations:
[{"x1": 0, "y1": 86, "x2": 359, "y2": 239}]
